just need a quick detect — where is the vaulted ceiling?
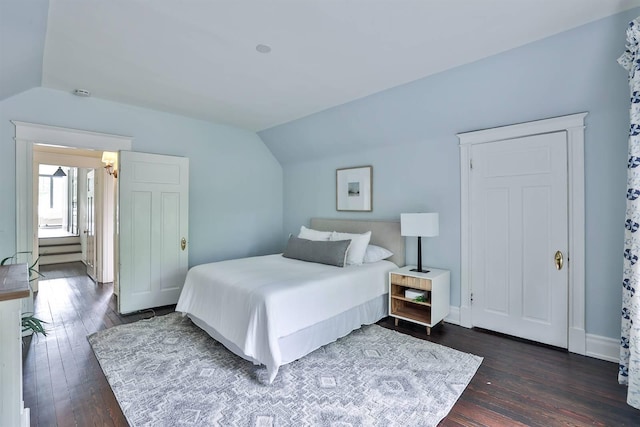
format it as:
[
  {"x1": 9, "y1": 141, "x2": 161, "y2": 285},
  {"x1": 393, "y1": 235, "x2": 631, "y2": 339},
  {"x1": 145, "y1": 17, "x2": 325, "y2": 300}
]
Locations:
[{"x1": 1, "y1": 0, "x2": 638, "y2": 131}]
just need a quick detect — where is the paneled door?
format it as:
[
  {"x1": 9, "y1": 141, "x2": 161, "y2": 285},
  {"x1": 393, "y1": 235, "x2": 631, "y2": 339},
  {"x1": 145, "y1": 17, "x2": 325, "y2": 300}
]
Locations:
[
  {"x1": 470, "y1": 131, "x2": 569, "y2": 348},
  {"x1": 85, "y1": 169, "x2": 97, "y2": 281},
  {"x1": 117, "y1": 151, "x2": 189, "y2": 314}
]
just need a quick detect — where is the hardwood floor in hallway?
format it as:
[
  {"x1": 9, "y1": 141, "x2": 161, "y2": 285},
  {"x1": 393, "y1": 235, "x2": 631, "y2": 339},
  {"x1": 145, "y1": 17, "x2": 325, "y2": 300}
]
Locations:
[
  {"x1": 23, "y1": 262, "x2": 174, "y2": 426},
  {"x1": 22, "y1": 262, "x2": 638, "y2": 426}
]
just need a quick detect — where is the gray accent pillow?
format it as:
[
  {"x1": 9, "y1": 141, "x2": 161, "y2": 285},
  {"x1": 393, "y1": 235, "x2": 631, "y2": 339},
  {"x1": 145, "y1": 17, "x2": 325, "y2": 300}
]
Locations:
[{"x1": 282, "y1": 235, "x2": 351, "y2": 267}]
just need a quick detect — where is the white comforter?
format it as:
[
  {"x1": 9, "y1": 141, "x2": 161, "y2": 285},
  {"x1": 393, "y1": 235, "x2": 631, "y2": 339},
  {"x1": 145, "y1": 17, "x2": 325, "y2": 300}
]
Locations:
[{"x1": 176, "y1": 254, "x2": 395, "y2": 382}]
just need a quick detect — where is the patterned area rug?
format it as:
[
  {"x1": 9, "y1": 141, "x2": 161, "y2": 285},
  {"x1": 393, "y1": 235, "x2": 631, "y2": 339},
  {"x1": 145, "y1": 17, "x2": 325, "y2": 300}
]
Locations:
[{"x1": 88, "y1": 313, "x2": 482, "y2": 426}]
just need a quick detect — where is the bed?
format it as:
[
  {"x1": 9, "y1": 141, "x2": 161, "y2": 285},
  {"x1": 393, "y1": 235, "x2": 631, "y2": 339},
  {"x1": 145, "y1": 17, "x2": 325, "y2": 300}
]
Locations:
[{"x1": 176, "y1": 218, "x2": 404, "y2": 383}]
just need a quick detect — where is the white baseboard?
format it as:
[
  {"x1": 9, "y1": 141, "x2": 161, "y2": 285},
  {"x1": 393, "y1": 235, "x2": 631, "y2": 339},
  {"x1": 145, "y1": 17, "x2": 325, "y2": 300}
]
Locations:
[
  {"x1": 585, "y1": 333, "x2": 619, "y2": 363},
  {"x1": 444, "y1": 306, "x2": 619, "y2": 364},
  {"x1": 21, "y1": 407, "x2": 29, "y2": 427},
  {"x1": 569, "y1": 326, "x2": 586, "y2": 355},
  {"x1": 445, "y1": 306, "x2": 461, "y2": 326}
]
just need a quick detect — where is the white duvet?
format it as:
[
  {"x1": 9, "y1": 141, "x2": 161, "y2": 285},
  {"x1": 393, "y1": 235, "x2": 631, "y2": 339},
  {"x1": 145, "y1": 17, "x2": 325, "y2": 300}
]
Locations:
[{"x1": 176, "y1": 254, "x2": 395, "y2": 382}]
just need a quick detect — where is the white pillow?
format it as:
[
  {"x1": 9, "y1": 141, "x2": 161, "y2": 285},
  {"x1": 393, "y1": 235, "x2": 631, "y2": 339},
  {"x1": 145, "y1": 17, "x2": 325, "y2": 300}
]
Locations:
[
  {"x1": 363, "y1": 244, "x2": 393, "y2": 263},
  {"x1": 330, "y1": 231, "x2": 371, "y2": 265},
  {"x1": 298, "y1": 225, "x2": 332, "y2": 241}
]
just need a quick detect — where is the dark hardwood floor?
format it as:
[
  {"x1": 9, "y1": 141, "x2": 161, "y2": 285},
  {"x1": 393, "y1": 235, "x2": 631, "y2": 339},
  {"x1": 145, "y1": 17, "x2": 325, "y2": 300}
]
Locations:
[
  {"x1": 23, "y1": 262, "x2": 174, "y2": 427},
  {"x1": 378, "y1": 319, "x2": 639, "y2": 426},
  {"x1": 23, "y1": 262, "x2": 638, "y2": 426}
]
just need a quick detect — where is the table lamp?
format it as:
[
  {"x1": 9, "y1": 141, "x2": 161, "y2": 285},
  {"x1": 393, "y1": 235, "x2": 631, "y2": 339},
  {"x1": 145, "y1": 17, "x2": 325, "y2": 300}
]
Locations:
[{"x1": 401, "y1": 213, "x2": 439, "y2": 273}]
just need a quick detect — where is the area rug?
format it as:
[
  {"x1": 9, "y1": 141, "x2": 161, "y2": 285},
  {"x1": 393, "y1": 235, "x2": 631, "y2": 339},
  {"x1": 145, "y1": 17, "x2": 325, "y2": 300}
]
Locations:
[{"x1": 88, "y1": 313, "x2": 482, "y2": 426}]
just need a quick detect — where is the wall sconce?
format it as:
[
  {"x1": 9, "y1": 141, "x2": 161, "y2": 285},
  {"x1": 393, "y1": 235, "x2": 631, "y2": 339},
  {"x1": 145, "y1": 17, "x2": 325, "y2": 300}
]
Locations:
[{"x1": 101, "y1": 151, "x2": 118, "y2": 178}]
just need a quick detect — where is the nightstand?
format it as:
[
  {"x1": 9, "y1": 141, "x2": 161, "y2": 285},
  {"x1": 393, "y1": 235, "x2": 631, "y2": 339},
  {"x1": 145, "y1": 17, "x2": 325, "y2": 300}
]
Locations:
[{"x1": 388, "y1": 266, "x2": 450, "y2": 335}]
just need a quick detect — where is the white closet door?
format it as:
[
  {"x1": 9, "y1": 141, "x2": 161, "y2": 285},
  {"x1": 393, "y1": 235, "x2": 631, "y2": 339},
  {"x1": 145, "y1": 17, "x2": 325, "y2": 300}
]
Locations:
[{"x1": 470, "y1": 131, "x2": 569, "y2": 348}]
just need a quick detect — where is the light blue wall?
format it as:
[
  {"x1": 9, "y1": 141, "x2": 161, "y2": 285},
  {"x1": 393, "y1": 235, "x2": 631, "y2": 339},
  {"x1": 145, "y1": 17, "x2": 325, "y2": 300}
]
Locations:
[
  {"x1": 0, "y1": 0, "x2": 49, "y2": 100},
  {"x1": 260, "y1": 8, "x2": 640, "y2": 340},
  {"x1": 0, "y1": 87, "x2": 283, "y2": 267}
]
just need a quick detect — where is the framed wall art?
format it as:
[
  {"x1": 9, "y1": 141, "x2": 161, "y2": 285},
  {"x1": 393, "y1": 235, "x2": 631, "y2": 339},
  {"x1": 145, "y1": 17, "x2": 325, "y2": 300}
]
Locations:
[{"x1": 336, "y1": 165, "x2": 372, "y2": 211}]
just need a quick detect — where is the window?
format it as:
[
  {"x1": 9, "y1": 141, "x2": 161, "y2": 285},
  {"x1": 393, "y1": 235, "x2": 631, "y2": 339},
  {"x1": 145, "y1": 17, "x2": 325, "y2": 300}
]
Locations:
[{"x1": 38, "y1": 165, "x2": 78, "y2": 237}]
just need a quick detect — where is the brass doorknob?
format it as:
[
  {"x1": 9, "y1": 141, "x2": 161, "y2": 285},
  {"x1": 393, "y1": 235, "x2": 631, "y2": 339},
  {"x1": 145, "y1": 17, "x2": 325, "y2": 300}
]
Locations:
[
  {"x1": 181, "y1": 237, "x2": 186, "y2": 251},
  {"x1": 554, "y1": 250, "x2": 564, "y2": 270}
]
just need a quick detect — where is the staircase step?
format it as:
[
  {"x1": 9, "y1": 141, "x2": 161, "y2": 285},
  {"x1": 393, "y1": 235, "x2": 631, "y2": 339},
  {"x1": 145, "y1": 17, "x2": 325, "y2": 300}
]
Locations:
[
  {"x1": 39, "y1": 252, "x2": 83, "y2": 265},
  {"x1": 39, "y1": 244, "x2": 82, "y2": 255},
  {"x1": 39, "y1": 236, "x2": 81, "y2": 246}
]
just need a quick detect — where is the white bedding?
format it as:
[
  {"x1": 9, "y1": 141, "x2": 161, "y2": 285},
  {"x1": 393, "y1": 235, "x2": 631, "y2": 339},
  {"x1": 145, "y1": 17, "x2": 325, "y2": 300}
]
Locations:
[{"x1": 176, "y1": 254, "x2": 396, "y2": 382}]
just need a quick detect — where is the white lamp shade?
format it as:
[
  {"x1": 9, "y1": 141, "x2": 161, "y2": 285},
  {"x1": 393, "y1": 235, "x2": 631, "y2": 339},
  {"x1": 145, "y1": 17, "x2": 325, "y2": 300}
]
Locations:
[
  {"x1": 401, "y1": 213, "x2": 439, "y2": 237},
  {"x1": 101, "y1": 151, "x2": 118, "y2": 166}
]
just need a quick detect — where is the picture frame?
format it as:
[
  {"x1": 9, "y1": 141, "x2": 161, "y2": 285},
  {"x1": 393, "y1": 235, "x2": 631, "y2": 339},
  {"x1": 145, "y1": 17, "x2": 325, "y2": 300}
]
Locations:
[{"x1": 336, "y1": 166, "x2": 372, "y2": 211}]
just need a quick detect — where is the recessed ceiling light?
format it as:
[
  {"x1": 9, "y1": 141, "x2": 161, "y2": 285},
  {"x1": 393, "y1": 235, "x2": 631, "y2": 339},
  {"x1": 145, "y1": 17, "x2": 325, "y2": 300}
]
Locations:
[{"x1": 256, "y1": 44, "x2": 271, "y2": 54}]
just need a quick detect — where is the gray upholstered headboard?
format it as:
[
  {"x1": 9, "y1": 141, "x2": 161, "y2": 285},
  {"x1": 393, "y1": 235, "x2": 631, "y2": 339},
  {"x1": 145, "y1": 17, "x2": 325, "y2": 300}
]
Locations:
[{"x1": 310, "y1": 218, "x2": 405, "y2": 267}]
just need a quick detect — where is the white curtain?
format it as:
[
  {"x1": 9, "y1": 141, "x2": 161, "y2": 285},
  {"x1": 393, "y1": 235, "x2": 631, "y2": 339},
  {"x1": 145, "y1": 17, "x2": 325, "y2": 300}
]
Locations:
[{"x1": 619, "y1": 16, "x2": 640, "y2": 410}]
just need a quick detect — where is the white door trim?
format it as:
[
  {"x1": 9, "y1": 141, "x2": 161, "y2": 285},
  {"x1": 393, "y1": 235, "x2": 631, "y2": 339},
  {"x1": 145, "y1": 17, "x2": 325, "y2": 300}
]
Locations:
[
  {"x1": 13, "y1": 121, "x2": 132, "y2": 286},
  {"x1": 457, "y1": 112, "x2": 587, "y2": 355}
]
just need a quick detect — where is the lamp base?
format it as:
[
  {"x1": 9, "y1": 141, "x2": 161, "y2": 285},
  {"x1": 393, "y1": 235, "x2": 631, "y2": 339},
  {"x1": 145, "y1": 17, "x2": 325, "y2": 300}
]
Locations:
[{"x1": 410, "y1": 268, "x2": 431, "y2": 274}]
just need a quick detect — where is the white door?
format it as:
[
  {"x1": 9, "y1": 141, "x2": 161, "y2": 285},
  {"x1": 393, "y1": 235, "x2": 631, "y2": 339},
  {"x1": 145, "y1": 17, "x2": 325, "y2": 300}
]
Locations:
[
  {"x1": 118, "y1": 151, "x2": 189, "y2": 314},
  {"x1": 470, "y1": 131, "x2": 569, "y2": 348},
  {"x1": 86, "y1": 169, "x2": 97, "y2": 281}
]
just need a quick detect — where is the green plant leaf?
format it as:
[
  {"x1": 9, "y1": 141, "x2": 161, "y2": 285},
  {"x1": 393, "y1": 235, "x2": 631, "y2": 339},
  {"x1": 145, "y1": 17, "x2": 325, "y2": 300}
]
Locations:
[
  {"x1": 29, "y1": 256, "x2": 39, "y2": 270},
  {"x1": 2, "y1": 251, "x2": 44, "y2": 280},
  {"x1": 3, "y1": 254, "x2": 47, "y2": 336},
  {"x1": 21, "y1": 313, "x2": 48, "y2": 336}
]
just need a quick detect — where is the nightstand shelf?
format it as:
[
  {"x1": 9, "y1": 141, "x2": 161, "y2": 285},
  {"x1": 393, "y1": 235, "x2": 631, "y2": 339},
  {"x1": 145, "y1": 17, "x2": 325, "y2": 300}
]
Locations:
[
  {"x1": 390, "y1": 291, "x2": 431, "y2": 306},
  {"x1": 389, "y1": 266, "x2": 450, "y2": 335}
]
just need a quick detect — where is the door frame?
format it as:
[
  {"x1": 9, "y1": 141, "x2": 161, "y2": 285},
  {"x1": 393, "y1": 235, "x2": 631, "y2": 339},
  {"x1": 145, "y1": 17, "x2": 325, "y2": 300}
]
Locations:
[
  {"x1": 85, "y1": 169, "x2": 97, "y2": 281},
  {"x1": 33, "y1": 149, "x2": 103, "y2": 276},
  {"x1": 457, "y1": 112, "x2": 587, "y2": 355},
  {"x1": 14, "y1": 121, "x2": 132, "y2": 290}
]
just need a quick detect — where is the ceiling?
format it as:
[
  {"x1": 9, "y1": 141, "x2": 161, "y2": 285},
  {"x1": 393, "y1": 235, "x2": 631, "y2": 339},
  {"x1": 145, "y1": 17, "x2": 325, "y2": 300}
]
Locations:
[{"x1": 19, "y1": 1, "x2": 640, "y2": 130}]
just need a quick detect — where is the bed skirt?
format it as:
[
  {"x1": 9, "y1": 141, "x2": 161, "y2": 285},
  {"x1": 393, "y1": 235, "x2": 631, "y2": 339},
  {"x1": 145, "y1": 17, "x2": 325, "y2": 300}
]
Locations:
[{"x1": 188, "y1": 293, "x2": 388, "y2": 370}]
